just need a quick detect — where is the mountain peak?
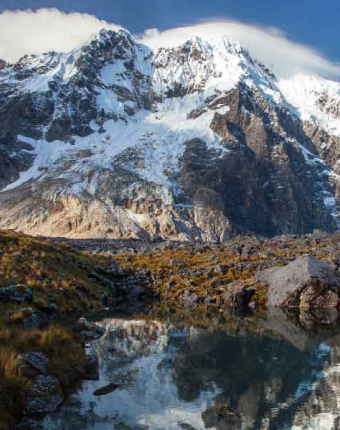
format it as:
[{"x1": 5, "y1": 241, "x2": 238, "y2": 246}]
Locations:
[
  {"x1": 95, "y1": 28, "x2": 135, "y2": 48},
  {"x1": 1, "y1": 29, "x2": 340, "y2": 241}
]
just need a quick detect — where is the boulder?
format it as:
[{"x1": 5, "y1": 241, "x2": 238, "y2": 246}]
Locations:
[
  {"x1": 18, "y1": 352, "x2": 49, "y2": 377},
  {"x1": 19, "y1": 308, "x2": 50, "y2": 329},
  {"x1": 77, "y1": 317, "x2": 106, "y2": 340},
  {"x1": 260, "y1": 254, "x2": 340, "y2": 309},
  {"x1": 0, "y1": 284, "x2": 32, "y2": 303},
  {"x1": 222, "y1": 283, "x2": 255, "y2": 309},
  {"x1": 24, "y1": 375, "x2": 63, "y2": 415}
]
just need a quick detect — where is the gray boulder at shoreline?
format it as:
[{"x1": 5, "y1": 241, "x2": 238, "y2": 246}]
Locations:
[{"x1": 260, "y1": 254, "x2": 340, "y2": 309}]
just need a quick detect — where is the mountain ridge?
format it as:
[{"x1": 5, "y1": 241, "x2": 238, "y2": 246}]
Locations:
[{"x1": 0, "y1": 28, "x2": 340, "y2": 241}]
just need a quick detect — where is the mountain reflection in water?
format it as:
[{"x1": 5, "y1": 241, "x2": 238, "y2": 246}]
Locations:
[{"x1": 44, "y1": 309, "x2": 340, "y2": 430}]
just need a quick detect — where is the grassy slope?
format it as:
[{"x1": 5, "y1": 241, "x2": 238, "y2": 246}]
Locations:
[
  {"x1": 114, "y1": 246, "x2": 270, "y2": 308},
  {"x1": 113, "y1": 235, "x2": 333, "y2": 310},
  {"x1": 0, "y1": 230, "x2": 112, "y2": 429}
]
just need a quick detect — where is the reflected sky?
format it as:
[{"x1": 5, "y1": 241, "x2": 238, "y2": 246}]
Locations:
[{"x1": 43, "y1": 313, "x2": 340, "y2": 430}]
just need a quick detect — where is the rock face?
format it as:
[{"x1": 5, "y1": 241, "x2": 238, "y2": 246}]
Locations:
[
  {"x1": 261, "y1": 254, "x2": 340, "y2": 309},
  {"x1": 0, "y1": 30, "x2": 340, "y2": 240}
]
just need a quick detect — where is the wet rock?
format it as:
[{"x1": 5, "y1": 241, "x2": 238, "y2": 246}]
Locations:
[
  {"x1": 93, "y1": 382, "x2": 121, "y2": 396},
  {"x1": 0, "y1": 284, "x2": 32, "y2": 303},
  {"x1": 18, "y1": 352, "x2": 49, "y2": 377},
  {"x1": 24, "y1": 375, "x2": 63, "y2": 415},
  {"x1": 77, "y1": 318, "x2": 106, "y2": 340},
  {"x1": 260, "y1": 254, "x2": 340, "y2": 309},
  {"x1": 84, "y1": 351, "x2": 100, "y2": 381}
]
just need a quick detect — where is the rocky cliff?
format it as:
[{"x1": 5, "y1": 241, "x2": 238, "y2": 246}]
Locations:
[{"x1": 1, "y1": 29, "x2": 340, "y2": 240}]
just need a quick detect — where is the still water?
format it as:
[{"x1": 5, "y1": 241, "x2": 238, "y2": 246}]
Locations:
[{"x1": 44, "y1": 309, "x2": 340, "y2": 430}]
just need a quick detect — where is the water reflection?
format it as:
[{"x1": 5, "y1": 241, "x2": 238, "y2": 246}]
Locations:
[{"x1": 44, "y1": 309, "x2": 340, "y2": 430}]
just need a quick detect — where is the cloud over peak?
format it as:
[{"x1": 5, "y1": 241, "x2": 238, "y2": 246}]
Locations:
[
  {"x1": 138, "y1": 21, "x2": 340, "y2": 79},
  {"x1": 0, "y1": 8, "x2": 338, "y2": 80},
  {"x1": 0, "y1": 8, "x2": 122, "y2": 62}
]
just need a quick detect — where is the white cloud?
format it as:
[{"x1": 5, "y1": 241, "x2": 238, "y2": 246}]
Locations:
[
  {"x1": 0, "y1": 10, "x2": 338, "y2": 80},
  {"x1": 138, "y1": 20, "x2": 340, "y2": 79},
  {"x1": 0, "y1": 8, "x2": 122, "y2": 62}
]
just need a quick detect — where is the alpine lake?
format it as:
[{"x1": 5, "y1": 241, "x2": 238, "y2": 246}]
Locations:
[{"x1": 42, "y1": 305, "x2": 340, "y2": 430}]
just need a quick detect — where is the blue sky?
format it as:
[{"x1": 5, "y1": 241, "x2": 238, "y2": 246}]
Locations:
[{"x1": 0, "y1": 0, "x2": 339, "y2": 62}]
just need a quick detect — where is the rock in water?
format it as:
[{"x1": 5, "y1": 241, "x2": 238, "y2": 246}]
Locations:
[
  {"x1": 260, "y1": 254, "x2": 340, "y2": 309},
  {"x1": 93, "y1": 382, "x2": 121, "y2": 396},
  {"x1": 77, "y1": 317, "x2": 106, "y2": 340}
]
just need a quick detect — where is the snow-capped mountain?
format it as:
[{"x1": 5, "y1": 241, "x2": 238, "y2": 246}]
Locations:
[{"x1": 0, "y1": 28, "x2": 340, "y2": 240}]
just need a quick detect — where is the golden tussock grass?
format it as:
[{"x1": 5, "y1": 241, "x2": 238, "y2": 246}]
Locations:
[{"x1": 0, "y1": 324, "x2": 88, "y2": 425}]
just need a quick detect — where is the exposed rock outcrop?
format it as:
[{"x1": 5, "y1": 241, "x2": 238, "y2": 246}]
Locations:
[
  {"x1": 0, "y1": 30, "x2": 339, "y2": 239},
  {"x1": 260, "y1": 254, "x2": 340, "y2": 309}
]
